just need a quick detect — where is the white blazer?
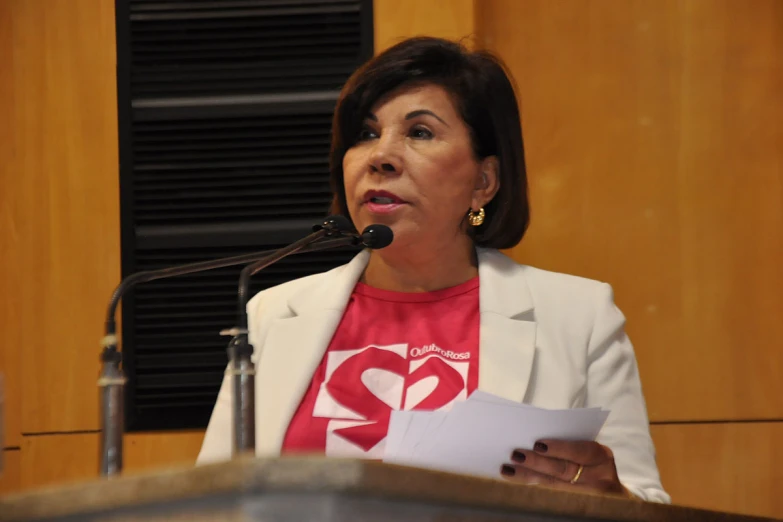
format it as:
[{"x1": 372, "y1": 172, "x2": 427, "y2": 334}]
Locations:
[{"x1": 198, "y1": 248, "x2": 670, "y2": 503}]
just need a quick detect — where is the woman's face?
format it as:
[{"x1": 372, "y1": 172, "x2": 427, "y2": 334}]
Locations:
[{"x1": 342, "y1": 83, "x2": 498, "y2": 254}]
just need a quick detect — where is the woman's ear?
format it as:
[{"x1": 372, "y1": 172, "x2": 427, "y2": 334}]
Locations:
[{"x1": 472, "y1": 155, "x2": 500, "y2": 210}]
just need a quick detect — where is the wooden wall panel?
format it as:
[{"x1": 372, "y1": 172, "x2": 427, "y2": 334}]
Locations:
[
  {"x1": 0, "y1": 0, "x2": 21, "y2": 450},
  {"x1": 20, "y1": 434, "x2": 99, "y2": 490},
  {"x1": 479, "y1": 0, "x2": 783, "y2": 422},
  {"x1": 0, "y1": 450, "x2": 21, "y2": 495},
  {"x1": 18, "y1": 431, "x2": 205, "y2": 490},
  {"x1": 124, "y1": 431, "x2": 205, "y2": 474},
  {"x1": 0, "y1": 319, "x2": 21, "y2": 448},
  {"x1": 9, "y1": 0, "x2": 120, "y2": 433},
  {"x1": 374, "y1": 0, "x2": 475, "y2": 53},
  {"x1": 0, "y1": 279, "x2": 21, "y2": 449},
  {"x1": 652, "y1": 422, "x2": 783, "y2": 519}
]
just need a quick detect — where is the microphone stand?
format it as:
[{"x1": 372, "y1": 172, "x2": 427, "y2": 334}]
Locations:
[{"x1": 98, "y1": 220, "x2": 357, "y2": 477}]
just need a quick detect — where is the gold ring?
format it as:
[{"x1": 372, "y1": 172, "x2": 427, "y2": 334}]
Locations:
[{"x1": 570, "y1": 464, "x2": 584, "y2": 484}]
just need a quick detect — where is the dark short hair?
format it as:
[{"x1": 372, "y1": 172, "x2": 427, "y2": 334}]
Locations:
[{"x1": 329, "y1": 36, "x2": 530, "y2": 250}]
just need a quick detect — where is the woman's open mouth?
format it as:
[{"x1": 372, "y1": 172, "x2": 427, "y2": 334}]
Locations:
[{"x1": 363, "y1": 190, "x2": 407, "y2": 214}]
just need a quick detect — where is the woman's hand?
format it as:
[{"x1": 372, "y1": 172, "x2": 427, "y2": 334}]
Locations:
[{"x1": 500, "y1": 439, "x2": 632, "y2": 497}]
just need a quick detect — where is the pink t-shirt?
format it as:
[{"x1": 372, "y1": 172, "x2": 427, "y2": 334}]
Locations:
[{"x1": 282, "y1": 277, "x2": 480, "y2": 458}]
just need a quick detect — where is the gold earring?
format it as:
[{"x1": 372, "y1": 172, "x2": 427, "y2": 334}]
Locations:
[{"x1": 468, "y1": 207, "x2": 485, "y2": 227}]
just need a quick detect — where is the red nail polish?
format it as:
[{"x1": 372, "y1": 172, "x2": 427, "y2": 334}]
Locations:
[
  {"x1": 534, "y1": 442, "x2": 548, "y2": 453},
  {"x1": 511, "y1": 451, "x2": 526, "y2": 463},
  {"x1": 501, "y1": 464, "x2": 516, "y2": 476}
]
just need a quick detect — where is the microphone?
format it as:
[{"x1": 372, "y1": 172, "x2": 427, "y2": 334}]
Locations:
[
  {"x1": 359, "y1": 224, "x2": 394, "y2": 249},
  {"x1": 97, "y1": 215, "x2": 356, "y2": 477},
  {"x1": 227, "y1": 222, "x2": 393, "y2": 456}
]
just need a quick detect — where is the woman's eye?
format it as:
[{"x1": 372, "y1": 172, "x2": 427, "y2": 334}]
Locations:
[
  {"x1": 358, "y1": 127, "x2": 378, "y2": 141},
  {"x1": 410, "y1": 127, "x2": 433, "y2": 139}
]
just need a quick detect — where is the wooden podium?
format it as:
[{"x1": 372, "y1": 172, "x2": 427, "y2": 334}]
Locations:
[{"x1": 0, "y1": 456, "x2": 777, "y2": 522}]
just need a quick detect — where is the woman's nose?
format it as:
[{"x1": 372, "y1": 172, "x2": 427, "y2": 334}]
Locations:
[
  {"x1": 372, "y1": 161, "x2": 397, "y2": 173},
  {"x1": 368, "y1": 137, "x2": 401, "y2": 175}
]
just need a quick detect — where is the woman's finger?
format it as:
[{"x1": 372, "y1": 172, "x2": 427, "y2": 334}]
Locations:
[
  {"x1": 501, "y1": 463, "x2": 559, "y2": 485},
  {"x1": 532, "y1": 439, "x2": 612, "y2": 466},
  {"x1": 500, "y1": 463, "x2": 598, "y2": 492},
  {"x1": 509, "y1": 449, "x2": 583, "y2": 483}
]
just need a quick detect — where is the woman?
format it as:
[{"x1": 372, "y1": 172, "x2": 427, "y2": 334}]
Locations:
[{"x1": 198, "y1": 37, "x2": 669, "y2": 503}]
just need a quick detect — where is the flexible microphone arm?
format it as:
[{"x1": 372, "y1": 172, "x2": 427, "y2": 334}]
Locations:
[
  {"x1": 97, "y1": 216, "x2": 356, "y2": 477},
  {"x1": 102, "y1": 239, "x2": 358, "y2": 337},
  {"x1": 103, "y1": 219, "x2": 354, "y2": 337},
  {"x1": 235, "y1": 223, "x2": 345, "y2": 331}
]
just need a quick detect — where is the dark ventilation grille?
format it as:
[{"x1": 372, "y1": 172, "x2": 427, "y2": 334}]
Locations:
[
  {"x1": 116, "y1": 0, "x2": 373, "y2": 430},
  {"x1": 132, "y1": 113, "x2": 334, "y2": 226},
  {"x1": 130, "y1": 0, "x2": 364, "y2": 97}
]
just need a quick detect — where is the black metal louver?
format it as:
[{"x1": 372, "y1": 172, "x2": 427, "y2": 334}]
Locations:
[
  {"x1": 115, "y1": 0, "x2": 373, "y2": 430},
  {"x1": 132, "y1": 113, "x2": 335, "y2": 226},
  {"x1": 130, "y1": 0, "x2": 364, "y2": 97}
]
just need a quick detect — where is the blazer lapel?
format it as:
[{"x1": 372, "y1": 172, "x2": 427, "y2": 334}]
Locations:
[
  {"x1": 254, "y1": 250, "x2": 370, "y2": 455},
  {"x1": 477, "y1": 248, "x2": 537, "y2": 403}
]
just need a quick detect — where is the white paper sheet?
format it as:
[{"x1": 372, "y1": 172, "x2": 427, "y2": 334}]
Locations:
[{"x1": 383, "y1": 392, "x2": 609, "y2": 479}]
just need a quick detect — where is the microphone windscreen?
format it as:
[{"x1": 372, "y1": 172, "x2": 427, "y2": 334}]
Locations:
[
  {"x1": 360, "y1": 224, "x2": 394, "y2": 249},
  {"x1": 314, "y1": 215, "x2": 354, "y2": 234}
]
